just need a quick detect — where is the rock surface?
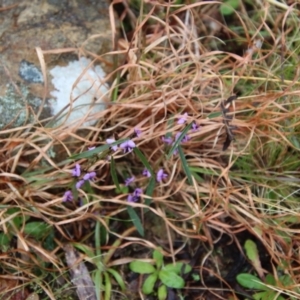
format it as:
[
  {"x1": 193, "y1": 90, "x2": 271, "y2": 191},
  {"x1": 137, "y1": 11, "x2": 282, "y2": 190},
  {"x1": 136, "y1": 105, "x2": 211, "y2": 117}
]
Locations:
[{"x1": 0, "y1": 0, "x2": 114, "y2": 129}]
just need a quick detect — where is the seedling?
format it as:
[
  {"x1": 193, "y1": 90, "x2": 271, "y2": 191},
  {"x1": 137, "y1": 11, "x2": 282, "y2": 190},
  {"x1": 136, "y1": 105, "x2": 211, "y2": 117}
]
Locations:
[
  {"x1": 129, "y1": 248, "x2": 192, "y2": 300},
  {"x1": 237, "y1": 239, "x2": 298, "y2": 300}
]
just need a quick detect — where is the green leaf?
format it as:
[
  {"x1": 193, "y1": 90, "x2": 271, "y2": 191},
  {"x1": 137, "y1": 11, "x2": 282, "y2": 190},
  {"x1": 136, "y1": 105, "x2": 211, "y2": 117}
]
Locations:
[
  {"x1": 110, "y1": 156, "x2": 120, "y2": 191},
  {"x1": 253, "y1": 291, "x2": 268, "y2": 300},
  {"x1": 159, "y1": 270, "x2": 185, "y2": 289},
  {"x1": 94, "y1": 270, "x2": 102, "y2": 300},
  {"x1": 158, "y1": 284, "x2": 167, "y2": 300},
  {"x1": 153, "y1": 248, "x2": 164, "y2": 269},
  {"x1": 236, "y1": 274, "x2": 268, "y2": 290},
  {"x1": 107, "y1": 268, "x2": 126, "y2": 291},
  {"x1": 244, "y1": 239, "x2": 259, "y2": 261},
  {"x1": 24, "y1": 222, "x2": 51, "y2": 239},
  {"x1": 142, "y1": 273, "x2": 158, "y2": 294},
  {"x1": 70, "y1": 138, "x2": 128, "y2": 160},
  {"x1": 207, "y1": 111, "x2": 222, "y2": 119},
  {"x1": 145, "y1": 176, "x2": 155, "y2": 207},
  {"x1": 133, "y1": 147, "x2": 155, "y2": 177},
  {"x1": 129, "y1": 261, "x2": 156, "y2": 274},
  {"x1": 265, "y1": 274, "x2": 276, "y2": 285},
  {"x1": 104, "y1": 271, "x2": 112, "y2": 300},
  {"x1": 220, "y1": 0, "x2": 239, "y2": 16},
  {"x1": 167, "y1": 122, "x2": 192, "y2": 159},
  {"x1": 127, "y1": 206, "x2": 144, "y2": 237},
  {"x1": 0, "y1": 233, "x2": 11, "y2": 251},
  {"x1": 164, "y1": 262, "x2": 192, "y2": 275},
  {"x1": 244, "y1": 239, "x2": 263, "y2": 277},
  {"x1": 178, "y1": 146, "x2": 193, "y2": 185}
]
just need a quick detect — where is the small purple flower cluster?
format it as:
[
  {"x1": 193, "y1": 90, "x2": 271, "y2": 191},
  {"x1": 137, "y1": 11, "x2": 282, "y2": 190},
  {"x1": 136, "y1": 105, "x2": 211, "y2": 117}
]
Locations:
[
  {"x1": 125, "y1": 168, "x2": 168, "y2": 203},
  {"x1": 161, "y1": 113, "x2": 200, "y2": 155},
  {"x1": 63, "y1": 163, "x2": 97, "y2": 202},
  {"x1": 106, "y1": 128, "x2": 141, "y2": 154}
]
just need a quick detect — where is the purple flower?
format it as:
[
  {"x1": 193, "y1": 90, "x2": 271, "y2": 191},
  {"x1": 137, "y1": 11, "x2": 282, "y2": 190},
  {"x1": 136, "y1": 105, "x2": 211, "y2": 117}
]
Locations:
[
  {"x1": 125, "y1": 176, "x2": 135, "y2": 186},
  {"x1": 72, "y1": 163, "x2": 81, "y2": 177},
  {"x1": 127, "y1": 188, "x2": 143, "y2": 202},
  {"x1": 63, "y1": 190, "x2": 73, "y2": 202},
  {"x1": 177, "y1": 112, "x2": 188, "y2": 124},
  {"x1": 106, "y1": 138, "x2": 118, "y2": 151},
  {"x1": 173, "y1": 148, "x2": 179, "y2": 156},
  {"x1": 175, "y1": 132, "x2": 190, "y2": 143},
  {"x1": 83, "y1": 172, "x2": 97, "y2": 181},
  {"x1": 156, "y1": 169, "x2": 168, "y2": 182},
  {"x1": 142, "y1": 168, "x2": 151, "y2": 177},
  {"x1": 162, "y1": 136, "x2": 173, "y2": 145},
  {"x1": 88, "y1": 146, "x2": 96, "y2": 151},
  {"x1": 191, "y1": 122, "x2": 199, "y2": 132},
  {"x1": 134, "y1": 128, "x2": 142, "y2": 137},
  {"x1": 120, "y1": 140, "x2": 136, "y2": 153},
  {"x1": 76, "y1": 179, "x2": 85, "y2": 190}
]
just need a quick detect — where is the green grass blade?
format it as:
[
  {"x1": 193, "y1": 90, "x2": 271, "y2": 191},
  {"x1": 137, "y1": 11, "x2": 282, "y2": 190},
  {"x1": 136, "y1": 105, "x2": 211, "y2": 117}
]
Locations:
[
  {"x1": 178, "y1": 145, "x2": 193, "y2": 185},
  {"x1": 110, "y1": 156, "x2": 120, "y2": 191},
  {"x1": 133, "y1": 147, "x2": 155, "y2": 177},
  {"x1": 167, "y1": 122, "x2": 192, "y2": 159},
  {"x1": 127, "y1": 206, "x2": 144, "y2": 236}
]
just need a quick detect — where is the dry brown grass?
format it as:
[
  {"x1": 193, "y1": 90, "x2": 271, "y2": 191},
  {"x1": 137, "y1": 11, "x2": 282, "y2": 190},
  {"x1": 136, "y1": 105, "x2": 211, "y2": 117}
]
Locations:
[{"x1": 1, "y1": 0, "x2": 300, "y2": 299}]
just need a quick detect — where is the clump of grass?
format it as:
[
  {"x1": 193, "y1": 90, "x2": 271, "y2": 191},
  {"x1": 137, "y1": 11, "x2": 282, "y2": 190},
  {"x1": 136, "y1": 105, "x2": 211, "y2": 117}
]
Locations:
[{"x1": 1, "y1": 1, "x2": 300, "y2": 299}]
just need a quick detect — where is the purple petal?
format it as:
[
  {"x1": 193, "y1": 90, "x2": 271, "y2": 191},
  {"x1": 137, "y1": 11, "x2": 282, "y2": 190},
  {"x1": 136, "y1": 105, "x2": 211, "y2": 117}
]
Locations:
[
  {"x1": 128, "y1": 140, "x2": 136, "y2": 148},
  {"x1": 63, "y1": 190, "x2": 73, "y2": 202},
  {"x1": 106, "y1": 138, "x2": 118, "y2": 151},
  {"x1": 125, "y1": 176, "x2": 135, "y2": 186},
  {"x1": 156, "y1": 169, "x2": 167, "y2": 182},
  {"x1": 88, "y1": 146, "x2": 96, "y2": 151},
  {"x1": 162, "y1": 136, "x2": 173, "y2": 145},
  {"x1": 177, "y1": 112, "x2": 188, "y2": 124},
  {"x1": 134, "y1": 128, "x2": 142, "y2": 137},
  {"x1": 133, "y1": 188, "x2": 143, "y2": 197},
  {"x1": 76, "y1": 180, "x2": 85, "y2": 190},
  {"x1": 142, "y1": 169, "x2": 151, "y2": 177},
  {"x1": 191, "y1": 122, "x2": 199, "y2": 132},
  {"x1": 127, "y1": 194, "x2": 135, "y2": 202},
  {"x1": 83, "y1": 172, "x2": 96, "y2": 181},
  {"x1": 72, "y1": 163, "x2": 81, "y2": 177}
]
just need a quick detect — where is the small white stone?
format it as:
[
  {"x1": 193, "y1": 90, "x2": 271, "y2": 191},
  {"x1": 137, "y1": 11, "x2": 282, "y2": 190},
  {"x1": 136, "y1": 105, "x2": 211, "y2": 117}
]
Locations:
[{"x1": 49, "y1": 57, "x2": 108, "y2": 126}]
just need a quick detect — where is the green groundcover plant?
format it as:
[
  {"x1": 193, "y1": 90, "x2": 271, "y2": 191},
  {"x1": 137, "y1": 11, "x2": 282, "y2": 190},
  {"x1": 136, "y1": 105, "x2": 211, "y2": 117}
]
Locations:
[{"x1": 129, "y1": 248, "x2": 192, "y2": 300}]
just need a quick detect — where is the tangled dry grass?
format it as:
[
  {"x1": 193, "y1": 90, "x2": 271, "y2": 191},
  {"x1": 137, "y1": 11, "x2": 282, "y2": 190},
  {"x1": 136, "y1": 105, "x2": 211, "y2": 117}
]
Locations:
[{"x1": 1, "y1": 0, "x2": 300, "y2": 299}]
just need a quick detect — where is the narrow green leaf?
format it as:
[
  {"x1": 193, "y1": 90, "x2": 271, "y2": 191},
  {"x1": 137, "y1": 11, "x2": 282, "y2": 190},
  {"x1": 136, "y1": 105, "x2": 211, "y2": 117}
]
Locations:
[
  {"x1": 207, "y1": 111, "x2": 222, "y2": 119},
  {"x1": 104, "y1": 272, "x2": 112, "y2": 300},
  {"x1": 110, "y1": 156, "x2": 120, "y2": 191},
  {"x1": 129, "y1": 261, "x2": 156, "y2": 274},
  {"x1": 159, "y1": 270, "x2": 185, "y2": 289},
  {"x1": 142, "y1": 273, "x2": 158, "y2": 294},
  {"x1": 107, "y1": 268, "x2": 126, "y2": 291},
  {"x1": 158, "y1": 284, "x2": 167, "y2": 300},
  {"x1": 236, "y1": 274, "x2": 268, "y2": 290},
  {"x1": 127, "y1": 206, "x2": 144, "y2": 236},
  {"x1": 133, "y1": 147, "x2": 155, "y2": 177},
  {"x1": 153, "y1": 248, "x2": 164, "y2": 269},
  {"x1": 95, "y1": 221, "x2": 101, "y2": 258},
  {"x1": 178, "y1": 145, "x2": 193, "y2": 185},
  {"x1": 167, "y1": 122, "x2": 192, "y2": 159},
  {"x1": 70, "y1": 139, "x2": 128, "y2": 160},
  {"x1": 145, "y1": 176, "x2": 155, "y2": 207},
  {"x1": 94, "y1": 270, "x2": 102, "y2": 300}
]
